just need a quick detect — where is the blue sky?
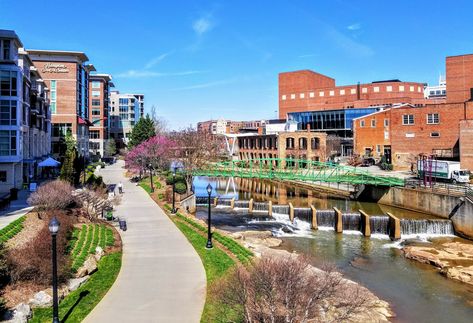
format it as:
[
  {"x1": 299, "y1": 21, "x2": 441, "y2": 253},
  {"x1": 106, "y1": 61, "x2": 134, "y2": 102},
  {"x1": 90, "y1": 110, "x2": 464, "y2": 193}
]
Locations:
[{"x1": 2, "y1": 0, "x2": 473, "y2": 129}]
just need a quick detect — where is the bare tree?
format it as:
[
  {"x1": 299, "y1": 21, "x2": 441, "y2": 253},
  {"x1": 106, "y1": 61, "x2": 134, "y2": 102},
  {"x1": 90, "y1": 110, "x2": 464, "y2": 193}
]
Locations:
[
  {"x1": 172, "y1": 126, "x2": 223, "y2": 190},
  {"x1": 27, "y1": 180, "x2": 76, "y2": 213},
  {"x1": 214, "y1": 256, "x2": 376, "y2": 323},
  {"x1": 150, "y1": 105, "x2": 169, "y2": 135}
]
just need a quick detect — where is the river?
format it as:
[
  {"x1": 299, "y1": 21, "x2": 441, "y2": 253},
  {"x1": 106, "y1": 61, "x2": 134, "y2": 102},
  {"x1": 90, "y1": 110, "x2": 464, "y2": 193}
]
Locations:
[{"x1": 193, "y1": 176, "x2": 473, "y2": 323}]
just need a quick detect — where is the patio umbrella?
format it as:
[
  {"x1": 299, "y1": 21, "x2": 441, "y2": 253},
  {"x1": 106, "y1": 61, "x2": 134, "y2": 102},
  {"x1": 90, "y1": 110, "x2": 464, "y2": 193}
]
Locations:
[{"x1": 38, "y1": 157, "x2": 61, "y2": 167}]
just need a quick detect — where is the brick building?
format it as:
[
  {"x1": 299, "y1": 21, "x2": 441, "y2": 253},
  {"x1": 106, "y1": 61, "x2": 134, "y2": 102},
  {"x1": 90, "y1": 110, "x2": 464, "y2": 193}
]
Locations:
[
  {"x1": 279, "y1": 70, "x2": 428, "y2": 119},
  {"x1": 28, "y1": 49, "x2": 95, "y2": 159},
  {"x1": 353, "y1": 54, "x2": 473, "y2": 170},
  {"x1": 89, "y1": 74, "x2": 113, "y2": 158},
  {"x1": 237, "y1": 130, "x2": 327, "y2": 168}
]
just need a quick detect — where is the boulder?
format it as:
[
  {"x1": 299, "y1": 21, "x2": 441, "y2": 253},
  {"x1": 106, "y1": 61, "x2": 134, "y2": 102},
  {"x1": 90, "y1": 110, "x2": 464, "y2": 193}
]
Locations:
[
  {"x1": 29, "y1": 291, "x2": 52, "y2": 308},
  {"x1": 67, "y1": 275, "x2": 90, "y2": 292},
  {"x1": 239, "y1": 230, "x2": 273, "y2": 240},
  {"x1": 3, "y1": 303, "x2": 32, "y2": 323},
  {"x1": 95, "y1": 246, "x2": 104, "y2": 261},
  {"x1": 76, "y1": 255, "x2": 98, "y2": 277}
]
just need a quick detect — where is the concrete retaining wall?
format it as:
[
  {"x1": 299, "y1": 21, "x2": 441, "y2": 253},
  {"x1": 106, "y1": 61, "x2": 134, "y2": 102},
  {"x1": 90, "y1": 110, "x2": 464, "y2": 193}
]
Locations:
[{"x1": 362, "y1": 185, "x2": 473, "y2": 239}]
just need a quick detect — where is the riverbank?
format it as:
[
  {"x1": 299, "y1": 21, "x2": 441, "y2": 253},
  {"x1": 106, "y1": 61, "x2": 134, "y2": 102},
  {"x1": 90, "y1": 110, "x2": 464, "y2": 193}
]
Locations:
[
  {"x1": 226, "y1": 230, "x2": 395, "y2": 322},
  {"x1": 402, "y1": 240, "x2": 473, "y2": 286}
]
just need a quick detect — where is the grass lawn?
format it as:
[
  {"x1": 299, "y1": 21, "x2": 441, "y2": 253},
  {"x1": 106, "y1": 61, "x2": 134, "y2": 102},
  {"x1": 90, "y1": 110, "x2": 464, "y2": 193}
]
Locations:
[
  {"x1": 139, "y1": 177, "x2": 162, "y2": 194},
  {"x1": 30, "y1": 252, "x2": 122, "y2": 323},
  {"x1": 173, "y1": 220, "x2": 236, "y2": 323}
]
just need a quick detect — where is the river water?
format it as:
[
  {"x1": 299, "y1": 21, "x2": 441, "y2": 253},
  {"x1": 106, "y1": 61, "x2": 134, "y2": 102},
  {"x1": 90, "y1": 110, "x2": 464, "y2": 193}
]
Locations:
[{"x1": 193, "y1": 176, "x2": 473, "y2": 323}]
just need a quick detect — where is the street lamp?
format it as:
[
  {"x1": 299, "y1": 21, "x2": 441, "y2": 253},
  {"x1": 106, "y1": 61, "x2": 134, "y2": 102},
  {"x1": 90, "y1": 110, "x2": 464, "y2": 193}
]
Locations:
[
  {"x1": 149, "y1": 163, "x2": 154, "y2": 193},
  {"x1": 48, "y1": 217, "x2": 60, "y2": 323},
  {"x1": 206, "y1": 183, "x2": 213, "y2": 249},
  {"x1": 171, "y1": 168, "x2": 177, "y2": 214}
]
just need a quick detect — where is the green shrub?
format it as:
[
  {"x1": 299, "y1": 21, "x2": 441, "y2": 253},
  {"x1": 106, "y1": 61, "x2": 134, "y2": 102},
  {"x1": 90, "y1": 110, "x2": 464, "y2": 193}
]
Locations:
[
  {"x1": 165, "y1": 173, "x2": 185, "y2": 185},
  {"x1": 175, "y1": 182, "x2": 187, "y2": 194}
]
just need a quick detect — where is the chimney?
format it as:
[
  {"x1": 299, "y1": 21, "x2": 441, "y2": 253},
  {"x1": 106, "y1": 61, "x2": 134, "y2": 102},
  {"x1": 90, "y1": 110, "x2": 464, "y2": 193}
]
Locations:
[{"x1": 306, "y1": 123, "x2": 311, "y2": 132}]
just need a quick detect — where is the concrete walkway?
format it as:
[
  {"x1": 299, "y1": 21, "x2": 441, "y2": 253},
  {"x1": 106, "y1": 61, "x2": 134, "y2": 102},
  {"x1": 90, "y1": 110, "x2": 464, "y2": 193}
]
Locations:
[
  {"x1": 0, "y1": 190, "x2": 33, "y2": 230},
  {"x1": 84, "y1": 160, "x2": 206, "y2": 323}
]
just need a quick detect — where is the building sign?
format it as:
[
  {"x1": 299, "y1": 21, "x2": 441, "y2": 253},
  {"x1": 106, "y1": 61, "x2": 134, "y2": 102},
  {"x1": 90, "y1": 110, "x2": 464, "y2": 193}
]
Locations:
[{"x1": 41, "y1": 63, "x2": 69, "y2": 74}]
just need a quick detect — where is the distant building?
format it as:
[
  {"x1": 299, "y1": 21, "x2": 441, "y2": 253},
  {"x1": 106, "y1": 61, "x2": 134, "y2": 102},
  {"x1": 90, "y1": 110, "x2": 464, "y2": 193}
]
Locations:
[
  {"x1": 28, "y1": 49, "x2": 95, "y2": 159},
  {"x1": 0, "y1": 30, "x2": 51, "y2": 192},
  {"x1": 424, "y1": 76, "x2": 446, "y2": 99},
  {"x1": 88, "y1": 74, "x2": 114, "y2": 158},
  {"x1": 109, "y1": 91, "x2": 144, "y2": 147}
]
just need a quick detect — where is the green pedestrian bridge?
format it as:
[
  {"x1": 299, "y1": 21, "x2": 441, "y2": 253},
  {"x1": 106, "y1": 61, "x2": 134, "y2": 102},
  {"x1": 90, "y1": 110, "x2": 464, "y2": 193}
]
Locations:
[{"x1": 193, "y1": 158, "x2": 405, "y2": 187}]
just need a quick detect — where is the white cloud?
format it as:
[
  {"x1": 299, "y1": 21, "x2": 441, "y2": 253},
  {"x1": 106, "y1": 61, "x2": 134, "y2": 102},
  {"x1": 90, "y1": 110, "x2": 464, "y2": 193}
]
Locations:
[
  {"x1": 192, "y1": 16, "x2": 214, "y2": 35},
  {"x1": 145, "y1": 52, "x2": 173, "y2": 69},
  {"x1": 116, "y1": 69, "x2": 205, "y2": 79},
  {"x1": 347, "y1": 23, "x2": 361, "y2": 31}
]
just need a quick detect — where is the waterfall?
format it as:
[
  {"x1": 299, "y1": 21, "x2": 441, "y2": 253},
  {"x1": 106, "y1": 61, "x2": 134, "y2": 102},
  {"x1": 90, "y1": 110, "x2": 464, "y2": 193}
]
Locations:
[
  {"x1": 370, "y1": 216, "x2": 389, "y2": 235},
  {"x1": 400, "y1": 219, "x2": 455, "y2": 236},
  {"x1": 234, "y1": 200, "x2": 249, "y2": 208},
  {"x1": 217, "y1": 198, "x2": 232, "y2": 206},
  {"x1": 294, "y1": 207, "x2": 312, "y2": 222},
  {"x1": 253, "y1": 202, "x2": 269, "y2": 212},
  {"x1": 272, "y1": 205, "x2": 289, "y2": 215},
  {"x1": 342, "y1": 212, "x2": 361, "y2": 231},
  {"x1": 316, "y1": 210, "x2": 336, "y2": 229},
  {"x1": 195, "y1": 196, "x2": 211, "y2": 205}
]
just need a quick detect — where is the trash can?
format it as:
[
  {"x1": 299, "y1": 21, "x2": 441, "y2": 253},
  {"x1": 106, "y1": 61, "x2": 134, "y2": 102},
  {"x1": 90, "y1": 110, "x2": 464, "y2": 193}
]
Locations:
[
  {"x1": 10, "y1": 188, "x2": 18, "y2": 201},
  {"x1": 119, "y1": 219, "x2": 127, "y2": 231}
]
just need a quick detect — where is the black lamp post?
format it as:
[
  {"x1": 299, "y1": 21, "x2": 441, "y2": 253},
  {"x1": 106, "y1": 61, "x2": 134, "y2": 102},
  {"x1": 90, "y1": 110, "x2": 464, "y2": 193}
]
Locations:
[
  {"x1": 149, "y1": 163, "x2": 154, "y2": 193},
  {"x1": 206, "y1": 183, "x2": 213, "y2": 249},
  {"x1": 171, "y1": 168, "x2": 177, "y2": 213},
  {"x1": 48, "y1": 217, "x2": 60, "y2": 323},
  {"x1": 82, "y1": 155, "x2": 86, "y2": 186}
]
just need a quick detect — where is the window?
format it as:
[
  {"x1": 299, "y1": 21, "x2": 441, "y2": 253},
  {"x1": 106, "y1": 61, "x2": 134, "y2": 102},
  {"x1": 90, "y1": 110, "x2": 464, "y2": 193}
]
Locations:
[
  {"x1": 309, "y1": 92, "x2": 315, "y2": 98},
  {"x1": 50, "y1": 80, "x2": 57, "y2": 114},
  {"x1": 402, "y1": 114, "x2": 414, "y2": 125},
  {"x1": 319, "y1": 91, "x2": 324, "y2": 97},
  {"x1": 399, "y1": 85, "x2": 405, "y2": 92},
  {"x1": 442, "y1": 90, "x2": 446, "y2": 95},
  {"x1": 92, "y1": 81, "x2": 100, "y2": 89},
  {"x1": 360, "y1": 120, "x2": 365, "y2": 127},
  {"x1": 92, "y1": 99, "x2": 100, "y2": 106},
  {"x1": 329, "y1": 90, "x2": 334, "y2": 96},
  {"x1": 340, "y1": 89, "x2": 345, "y2": 95},
  {"x1": 371, "y1": 119, "x2": 376, "y2": 127},
  {"x1": 376, "y1": 145, "x2": 381, "y2": 154},
  {"x1": 92, "y1": 90, "x2": 100, "y2": 97},
  {"x1": 405, "y1": 133, "x2": 415, "y2": 138},
  {"x1": 290, "y1": 94, "x2": 295, "y2": 99},
  {"x1": 0, "y1": 171, "x2": 6, "y2": 182},
  {"x1": 430, "y1": 90, "x2": 435, "y2": 95},
  {"x1": 119, "y1": 98, "x2": 128, "y2": 104},
  {"x1": 418, "y1": 86, "x2": 422, "y2": 92},
  {"x1": 373, "y1": 86, "x2": 380, "y2": 93},
  {"x1": 0, "y1": 130, "x2": 16, "y2": 156},
  {"x1": 90, "y1": 142, "x2": 100, "y2": 150},
  {"x1": 384, "y1": 131, "x2": 389, "y2": 139},
  {"x1": 431, "y1": 132, "x2": 440, "y2": 137},
  {"x1": 311, "y1": 137, "x2": 320, "y2": 149},
  {"x1": 362, "y1": 88, "x2": 368, "y2": 93},
  {"x1": 52, "y1": 123, "x2": 72, "y2": 137},
  {"x1": 0, "y1": 100, "x2": 16, "y2": 125},
  {"x1": 119, "y1": 106, "x2": 128, "y2": 112},
  {"x1": 299, "y1": 93, "x2": 305, "y2": 99},
  {"x1": 90, "y1": 130, "x2": 100, "y2": 139},
  {"x1": 409, "y1": 86, "x2": 414, "y2": 92},
  {"x1": 92, "y1": 109, "x2": 101, "y2": 116},
  {"x1": 384, "y1": 119, "x2": 389, "y2": 127},
  {"x1": 1, "y1": 40, "x2": 11, "y2": 60},
  {"x1": 0, "y1": 70, "x2": 18, "y2": 96},
  {"x1": 350, "y1": 88, "x2": 356, "y2": 94},
  {"x1": 386, "y1": 86, "x2": 392, "y2": 92},
  {"x1": 281, "y1": 95, "x2": 286, "y2": 100},
  {"x1": 427, "y1": 113, "x2": 439, "y2": 124}
]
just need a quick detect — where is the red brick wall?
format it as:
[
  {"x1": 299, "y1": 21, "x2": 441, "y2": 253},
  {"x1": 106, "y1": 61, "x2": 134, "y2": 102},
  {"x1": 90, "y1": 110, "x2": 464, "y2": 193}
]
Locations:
[
  {"x1": 33, "y1": 60, "x2": 79, "y2": 133},
  {"x1": 446, "y1": 54, "x2": 473, "y2": 103},
  {"x1": 353, "y1": 109, "x2": 391, "y2": 158},
  {"x1": 278, "y1": 70, "x2": 427, "y2": 118},
  {"x1": 460, "y1": 119, "x2": 473, "y2": 170}
]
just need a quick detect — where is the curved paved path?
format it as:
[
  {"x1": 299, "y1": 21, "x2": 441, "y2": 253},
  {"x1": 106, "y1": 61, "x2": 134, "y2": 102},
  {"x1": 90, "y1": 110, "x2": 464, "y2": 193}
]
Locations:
[{"x1": 85, "y1": 161, "x2": 206, "y2": 323}]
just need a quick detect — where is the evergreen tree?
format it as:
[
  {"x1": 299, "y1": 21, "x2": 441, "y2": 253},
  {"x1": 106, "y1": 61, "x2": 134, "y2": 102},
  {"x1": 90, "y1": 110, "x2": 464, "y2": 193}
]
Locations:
[
  {"x1": 105, "y1": 139, "x2": 117, "y2": 156},
  {"x1": 59, "y1": 134, "x2": 77, "y2": 184},
  {"x1": 129, "y1": 114, "x2": 156, "y2": 148}
]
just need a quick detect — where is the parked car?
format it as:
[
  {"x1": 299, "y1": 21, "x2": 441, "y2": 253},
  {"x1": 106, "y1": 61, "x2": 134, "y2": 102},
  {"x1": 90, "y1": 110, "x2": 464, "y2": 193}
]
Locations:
[{"x1": 360, "y1": 157, "x2": 376, "y2": 167}]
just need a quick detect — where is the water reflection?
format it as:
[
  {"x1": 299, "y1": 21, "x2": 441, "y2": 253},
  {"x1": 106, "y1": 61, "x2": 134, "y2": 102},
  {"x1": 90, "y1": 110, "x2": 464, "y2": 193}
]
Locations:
[{"x1": 194, "y1": 176, "x2": 439, "y2": 219}]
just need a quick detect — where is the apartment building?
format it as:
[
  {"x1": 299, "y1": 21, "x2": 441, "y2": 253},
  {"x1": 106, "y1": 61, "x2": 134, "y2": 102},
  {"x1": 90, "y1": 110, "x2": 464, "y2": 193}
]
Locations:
[
  {"x1": 28, "y1": 49, "x2": 95, "y2": 159},
  {"x1": 0, "y1": 30, "x2": 51, "y2": 192},
  {"x1": 109, "y1": 91, "x2": 144, "y2": 147},
  {"x1": 89, "y1": 74, "x2": 113, "y2": 158}
]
